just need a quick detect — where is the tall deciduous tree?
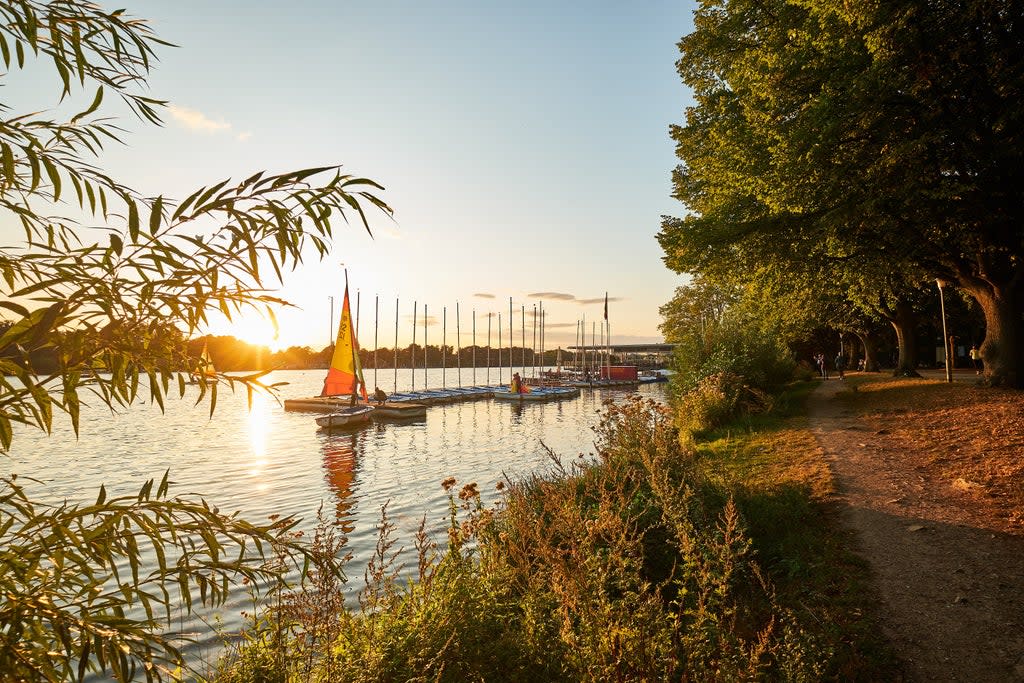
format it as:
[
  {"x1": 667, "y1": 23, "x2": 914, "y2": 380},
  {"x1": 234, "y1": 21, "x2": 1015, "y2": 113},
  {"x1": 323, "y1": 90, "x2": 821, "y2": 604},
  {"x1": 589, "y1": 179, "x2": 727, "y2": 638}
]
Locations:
[
  {"x1": 660, "y1": 0, "x2": 1024, "y2": 386},
  {"x1": 0, "y1": 2, "x2": 390, "y2": 680}
]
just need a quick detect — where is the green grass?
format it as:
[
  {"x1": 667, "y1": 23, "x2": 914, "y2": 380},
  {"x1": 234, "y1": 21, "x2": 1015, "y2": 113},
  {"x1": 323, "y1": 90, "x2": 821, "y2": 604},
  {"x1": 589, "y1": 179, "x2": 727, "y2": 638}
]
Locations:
[{"x1": 694, "y1": 381, "x2": 900, "y2": 680}]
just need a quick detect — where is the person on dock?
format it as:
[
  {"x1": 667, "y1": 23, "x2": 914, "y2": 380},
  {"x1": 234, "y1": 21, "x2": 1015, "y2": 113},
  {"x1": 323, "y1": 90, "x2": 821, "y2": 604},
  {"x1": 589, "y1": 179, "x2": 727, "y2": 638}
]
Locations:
[
  {"x1": 511, "y1": 372, "x2": 528, "y2": 394},
  {"x1": 374, "y1": 387, "x2": 388, "y2": 405}
]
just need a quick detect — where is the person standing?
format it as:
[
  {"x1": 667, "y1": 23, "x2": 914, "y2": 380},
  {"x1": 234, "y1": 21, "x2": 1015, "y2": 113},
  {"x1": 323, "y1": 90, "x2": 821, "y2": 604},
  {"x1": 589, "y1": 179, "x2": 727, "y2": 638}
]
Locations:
[{"x1": 834, "y1": 351, "x2": 846, "y2": 380}]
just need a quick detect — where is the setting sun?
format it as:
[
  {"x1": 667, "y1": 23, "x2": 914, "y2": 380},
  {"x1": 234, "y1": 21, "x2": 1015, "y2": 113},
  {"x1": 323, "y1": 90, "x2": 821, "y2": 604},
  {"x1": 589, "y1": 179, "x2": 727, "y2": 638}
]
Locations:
[{"x1": 204, "y1": 312, "x2": 282, "y2": 350}]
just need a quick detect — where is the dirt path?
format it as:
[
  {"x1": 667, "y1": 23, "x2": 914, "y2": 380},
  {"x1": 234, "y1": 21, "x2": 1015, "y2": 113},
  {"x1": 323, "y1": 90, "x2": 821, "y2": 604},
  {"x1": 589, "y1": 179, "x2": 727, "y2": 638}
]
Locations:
[{"x1": 808, "y1": 377, "x2": 1024, "y2": 682}]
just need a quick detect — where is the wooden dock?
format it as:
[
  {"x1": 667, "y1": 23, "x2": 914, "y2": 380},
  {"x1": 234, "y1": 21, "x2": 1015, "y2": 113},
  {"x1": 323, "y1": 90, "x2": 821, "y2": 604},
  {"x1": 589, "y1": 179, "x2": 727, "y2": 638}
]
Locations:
[{"x1": 284, "y1": 384, "x2": 582, "y2": 413}]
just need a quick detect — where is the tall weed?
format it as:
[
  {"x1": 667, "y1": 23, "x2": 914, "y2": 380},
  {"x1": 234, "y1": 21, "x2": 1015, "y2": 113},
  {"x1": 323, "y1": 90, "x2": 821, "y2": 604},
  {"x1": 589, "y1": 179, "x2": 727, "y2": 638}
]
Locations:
[{"x1": 206, "y1": 397, "x2": 831, "y2": 682}]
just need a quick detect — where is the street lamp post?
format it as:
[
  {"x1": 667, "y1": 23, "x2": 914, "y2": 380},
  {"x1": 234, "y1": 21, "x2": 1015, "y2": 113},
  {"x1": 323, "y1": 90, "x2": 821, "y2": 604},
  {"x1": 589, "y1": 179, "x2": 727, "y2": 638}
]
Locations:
[{"x1": 936, "y1": 279, "x2": 952, "y2": 383}]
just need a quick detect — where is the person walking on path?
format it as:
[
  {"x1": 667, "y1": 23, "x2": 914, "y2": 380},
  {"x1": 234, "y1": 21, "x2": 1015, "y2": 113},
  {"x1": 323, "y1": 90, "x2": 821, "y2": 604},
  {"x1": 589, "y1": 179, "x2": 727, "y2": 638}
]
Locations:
[
  {"x1": 834, "y1": 352, "x2": 846, "y2": 380},
  {"x1": 970, "y1": 345, "x2": 982, "y2": 374},
  {"x1": 815, "y1": 353, "x2": 829, "y2": 380}
]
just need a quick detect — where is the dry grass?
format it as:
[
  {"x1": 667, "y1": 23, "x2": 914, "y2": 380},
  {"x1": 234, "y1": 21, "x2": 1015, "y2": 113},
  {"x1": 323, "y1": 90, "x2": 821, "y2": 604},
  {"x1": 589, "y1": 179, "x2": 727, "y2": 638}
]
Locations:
[{"x1": 841, "y1": 375, "x2": 1024, "y2": 533}]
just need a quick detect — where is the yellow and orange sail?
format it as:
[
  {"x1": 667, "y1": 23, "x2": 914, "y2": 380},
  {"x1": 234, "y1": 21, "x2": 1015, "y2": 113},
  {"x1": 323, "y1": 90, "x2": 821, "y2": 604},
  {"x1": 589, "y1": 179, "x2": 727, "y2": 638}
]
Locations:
[
  {"x1": 321, "y1": 284, "x2": 368, "y2": 400},
  {"x1": 199, "y1": 342, "x2": 216, "y2": 377}
]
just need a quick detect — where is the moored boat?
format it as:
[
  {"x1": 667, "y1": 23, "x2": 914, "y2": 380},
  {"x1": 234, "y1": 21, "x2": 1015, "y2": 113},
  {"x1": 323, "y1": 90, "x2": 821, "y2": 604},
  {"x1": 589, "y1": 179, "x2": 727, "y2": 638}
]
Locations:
[
  {"x1": 308, "y1": 273, "x2": 373, "y2": 429},
  {"x1": 637, "y1": 369, "x2": 671, "y2": 383},
  {"x1": 186, "y1": 342, "x2": 216, "y2": 385},
  {"x1": 315, "y1": 405, "x2": 374, "y2": 430},
  {"x1": 492, "y1": 386, "x2": 580, "y2": 402},
  {"x1": 370, "y1": 401, "x2": 427, "y2": 420}
]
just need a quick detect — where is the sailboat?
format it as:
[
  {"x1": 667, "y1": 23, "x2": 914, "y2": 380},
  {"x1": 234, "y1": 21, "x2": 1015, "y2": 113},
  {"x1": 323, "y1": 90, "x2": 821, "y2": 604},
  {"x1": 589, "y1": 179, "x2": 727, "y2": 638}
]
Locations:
[
  {"x1": 186, "y1": 341, "x2": 216, "y2": 384},
  {"x1": 315, "y1": 275, "x2": 374, "y2": 430}
]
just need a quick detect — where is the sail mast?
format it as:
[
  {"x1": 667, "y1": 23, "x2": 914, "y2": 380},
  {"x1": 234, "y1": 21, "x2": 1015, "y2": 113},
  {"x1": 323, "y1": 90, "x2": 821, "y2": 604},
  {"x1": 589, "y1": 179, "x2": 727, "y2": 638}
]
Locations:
[
  {"x1": 394, "y1": 297, "x2": 399, "y2": 394},
  {"x1": 347, "y1": 270, "x2": 358, "y2": 403},
  {"x1": 411, "y1": 300, "x2": 417, "y2": 392},
  {"x1": 373, "y1": 294, "x2": 379, "y2": 392},
  {"x1": 508, "y1": 297, "x2": 513, "y2": 384},
  {"x1": 456, "y1": 302, "x2": 462, "y2": 387}
]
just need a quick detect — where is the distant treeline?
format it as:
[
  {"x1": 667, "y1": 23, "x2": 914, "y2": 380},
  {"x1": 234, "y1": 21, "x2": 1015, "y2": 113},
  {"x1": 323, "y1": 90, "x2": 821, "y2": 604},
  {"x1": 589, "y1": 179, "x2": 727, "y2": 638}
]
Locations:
[
  {"x1": 192, "y1": 336, "x2": 584, "y2": 372},
  {"x1": 0, "y1": 323, "x2": 598, "y2": 375}
]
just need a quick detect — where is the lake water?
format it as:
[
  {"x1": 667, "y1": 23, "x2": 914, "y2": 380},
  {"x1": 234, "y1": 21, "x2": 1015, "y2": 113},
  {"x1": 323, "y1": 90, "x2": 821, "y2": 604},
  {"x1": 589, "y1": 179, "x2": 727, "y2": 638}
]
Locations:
[{"x1": 5, "y1": 368, "x2": 666, "y2": 672}]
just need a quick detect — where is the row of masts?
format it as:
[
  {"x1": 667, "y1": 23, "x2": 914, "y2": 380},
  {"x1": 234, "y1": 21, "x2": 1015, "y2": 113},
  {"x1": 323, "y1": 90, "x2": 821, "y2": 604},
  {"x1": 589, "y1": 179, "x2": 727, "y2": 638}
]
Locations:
[{"x1": 341, "y1": 294, "x2": 614, "y2": 394}]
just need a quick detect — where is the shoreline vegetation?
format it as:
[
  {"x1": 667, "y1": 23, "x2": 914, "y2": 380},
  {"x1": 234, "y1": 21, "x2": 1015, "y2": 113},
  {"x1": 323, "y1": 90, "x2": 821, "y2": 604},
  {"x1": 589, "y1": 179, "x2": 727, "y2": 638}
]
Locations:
[
  {"x1": 205, "y1": 370, "x2": 1023, "y2": 681},
  {"x1": 203, "y1": 375, "x2": 918, "y2": 682}
]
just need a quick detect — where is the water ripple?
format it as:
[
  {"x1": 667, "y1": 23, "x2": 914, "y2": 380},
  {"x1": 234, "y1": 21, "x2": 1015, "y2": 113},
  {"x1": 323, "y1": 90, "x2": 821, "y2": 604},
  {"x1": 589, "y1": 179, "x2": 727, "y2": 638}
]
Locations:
[{"x1": 6, "y1": 369, "x2": 665, "y2": 674}]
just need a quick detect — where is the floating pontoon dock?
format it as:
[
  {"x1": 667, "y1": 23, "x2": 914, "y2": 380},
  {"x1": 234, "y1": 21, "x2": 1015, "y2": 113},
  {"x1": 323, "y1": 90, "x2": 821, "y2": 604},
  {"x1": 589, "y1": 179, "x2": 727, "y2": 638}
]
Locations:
[
  {"x1": 285, "y1": 287, "x2": 655, "y2": 417},
  {"x1": 284, "y1": 383, "x2": 580, "y2": 413},
  {"x1": 492, "y1": 386, "x2": 581, "y2": 401}
]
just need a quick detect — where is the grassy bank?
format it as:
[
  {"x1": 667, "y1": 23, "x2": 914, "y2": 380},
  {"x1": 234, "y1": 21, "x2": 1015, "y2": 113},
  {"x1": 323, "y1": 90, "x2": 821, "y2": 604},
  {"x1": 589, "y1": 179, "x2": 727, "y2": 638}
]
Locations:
[
  {"x1": 204, "y1": 383, "x2": 899, "y2": 681},
  {"x1": 691, "y1": 382, "x2": 898, "y2": 679}
]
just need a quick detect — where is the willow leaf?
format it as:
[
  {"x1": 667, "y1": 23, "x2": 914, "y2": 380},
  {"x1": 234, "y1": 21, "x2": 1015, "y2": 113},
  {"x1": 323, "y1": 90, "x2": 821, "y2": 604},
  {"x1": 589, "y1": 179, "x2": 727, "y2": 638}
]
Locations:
[
  {"x1": 71, "y1": 86, "x2": 105, "y2": 124},
  {"x1": 148, "y1": 196, "x2": 163, "y2": 235},
  {"x1": 127, "y1": 200, "x2": 140, "y2": 242}
]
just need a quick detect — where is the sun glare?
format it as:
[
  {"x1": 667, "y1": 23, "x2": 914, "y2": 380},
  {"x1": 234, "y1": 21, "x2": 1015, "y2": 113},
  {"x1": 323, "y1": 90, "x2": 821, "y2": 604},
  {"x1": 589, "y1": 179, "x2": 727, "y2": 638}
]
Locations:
[{"x1": 205, "y1": 313, "x2": 281, "y2": 350}]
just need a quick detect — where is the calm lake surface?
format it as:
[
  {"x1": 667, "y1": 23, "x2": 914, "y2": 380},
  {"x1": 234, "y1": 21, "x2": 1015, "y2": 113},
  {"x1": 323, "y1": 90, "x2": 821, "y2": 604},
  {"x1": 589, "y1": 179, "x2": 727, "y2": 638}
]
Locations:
[{"x1": 6, "y1": 368, "x2": 666, "y2": 671}]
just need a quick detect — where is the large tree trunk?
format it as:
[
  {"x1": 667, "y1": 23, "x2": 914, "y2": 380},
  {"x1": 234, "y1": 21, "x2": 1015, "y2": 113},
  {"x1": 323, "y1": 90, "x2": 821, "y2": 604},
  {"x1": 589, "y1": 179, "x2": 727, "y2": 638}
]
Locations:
[
  {"x1": 855, "y1": 331, "x2": 881, "y2": 372},
  {"x1": 960, "y1": 283, "x2": 1023, "y2": 388},
  {"x1": 888, "y1": 300, "x2": 920, "y2": 377}
]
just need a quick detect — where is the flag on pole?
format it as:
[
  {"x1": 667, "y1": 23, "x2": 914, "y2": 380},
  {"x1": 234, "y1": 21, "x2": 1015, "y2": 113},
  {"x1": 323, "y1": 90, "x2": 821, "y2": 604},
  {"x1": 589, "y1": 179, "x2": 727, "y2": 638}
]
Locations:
[{"x1": 604, "y1": 292, "x2": 608, "y2": 321}]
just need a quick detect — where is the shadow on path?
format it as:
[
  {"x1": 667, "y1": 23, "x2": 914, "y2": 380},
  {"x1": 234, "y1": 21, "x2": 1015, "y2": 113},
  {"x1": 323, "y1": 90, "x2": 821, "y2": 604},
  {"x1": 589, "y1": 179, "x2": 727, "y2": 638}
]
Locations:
[{"x1": 809, "y1": 379, "x2": 1024, "y2": 682}]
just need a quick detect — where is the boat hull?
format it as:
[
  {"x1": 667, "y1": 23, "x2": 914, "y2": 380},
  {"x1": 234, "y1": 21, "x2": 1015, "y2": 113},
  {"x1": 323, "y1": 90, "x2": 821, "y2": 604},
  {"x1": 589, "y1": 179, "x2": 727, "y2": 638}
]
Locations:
[
  {"x1": 285, "y1": 396, "x2": 360, "y2": 413},
  {"x1": 315, "y1": 406, "x2": 374, "y2": 430},
  {"x1": 370, "y1": 403, "x2": 427, "y2": 420}
]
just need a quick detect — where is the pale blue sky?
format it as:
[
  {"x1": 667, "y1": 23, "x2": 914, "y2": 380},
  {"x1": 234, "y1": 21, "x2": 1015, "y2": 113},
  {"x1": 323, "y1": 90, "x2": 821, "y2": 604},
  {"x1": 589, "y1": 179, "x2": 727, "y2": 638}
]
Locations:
[{"x1": 7, "y1": 1, "x2": 697, "y2": 350}]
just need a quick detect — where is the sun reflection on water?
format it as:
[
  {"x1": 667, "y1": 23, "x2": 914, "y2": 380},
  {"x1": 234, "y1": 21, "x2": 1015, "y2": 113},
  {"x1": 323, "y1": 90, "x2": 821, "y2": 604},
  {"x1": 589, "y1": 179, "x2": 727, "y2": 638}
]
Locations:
[{"x1": 248, "y1": 392, "x2": 271, "y2": 489}]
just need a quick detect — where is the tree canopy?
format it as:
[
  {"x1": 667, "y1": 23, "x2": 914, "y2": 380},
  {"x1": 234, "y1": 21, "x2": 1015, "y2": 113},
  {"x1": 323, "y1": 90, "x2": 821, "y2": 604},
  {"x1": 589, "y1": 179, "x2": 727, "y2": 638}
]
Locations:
[{"x1": 659, "y1": 0, "x2": 1024, "y2": 386}]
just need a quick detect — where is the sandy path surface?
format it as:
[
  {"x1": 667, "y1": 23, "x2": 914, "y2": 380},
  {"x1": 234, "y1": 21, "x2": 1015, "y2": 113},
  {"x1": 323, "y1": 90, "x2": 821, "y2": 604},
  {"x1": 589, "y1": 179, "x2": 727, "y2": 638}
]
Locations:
[{"x1": 808, "y1": 378, "x2": 1024, "y2": 682}]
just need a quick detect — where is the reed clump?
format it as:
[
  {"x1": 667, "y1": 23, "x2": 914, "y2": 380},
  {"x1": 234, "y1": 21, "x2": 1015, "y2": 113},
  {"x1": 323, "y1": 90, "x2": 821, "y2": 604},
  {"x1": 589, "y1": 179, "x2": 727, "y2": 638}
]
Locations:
[{"x1": 205, "y1": 395, "x2": 844, "y2": 682}]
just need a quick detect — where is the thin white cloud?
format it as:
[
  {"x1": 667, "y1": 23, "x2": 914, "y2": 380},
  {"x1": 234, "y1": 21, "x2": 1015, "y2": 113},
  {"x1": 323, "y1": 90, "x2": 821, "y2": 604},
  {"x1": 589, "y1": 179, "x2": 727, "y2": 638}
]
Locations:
[
  {"x1": 474, "y1": 293, "x2": 496, "y2": 299},
  {"x1": 527, "y1": 292, "x2": 576, "y2": 301},
  {"x1": 402, "y1": 315, "x2": 439, "y2": 327},
  {"x1": 579, "y1": 296, "x2": 624, "y2": 305},
  {"x1": 168, "y1": 105, "x2": 254, "y2": 142},
  {"x1": 376, "y1": 222, "x2": 402, "y2": 240},
  {"x1": 168, "y1": 104, "x2": 231, "y2": 133}
]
